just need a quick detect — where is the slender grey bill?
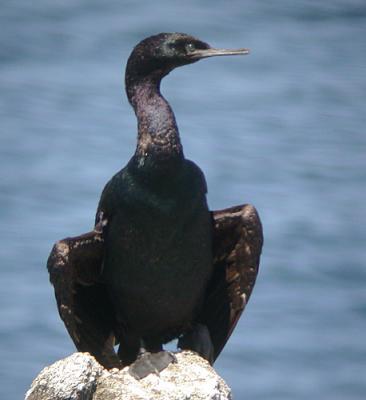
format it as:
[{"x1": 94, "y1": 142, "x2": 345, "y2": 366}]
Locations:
[{"x1": 189, "y1": 48, "x2": 250, "y2": 60}]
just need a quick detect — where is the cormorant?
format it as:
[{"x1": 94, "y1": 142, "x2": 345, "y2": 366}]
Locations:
[{"x1": 47, "y1": 33, "x2": 263, "y2": 379}]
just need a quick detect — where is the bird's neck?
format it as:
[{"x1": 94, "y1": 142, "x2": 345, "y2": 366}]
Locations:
[{"x1": 126, "y1": 74, "x2": 184, "y2": 171}]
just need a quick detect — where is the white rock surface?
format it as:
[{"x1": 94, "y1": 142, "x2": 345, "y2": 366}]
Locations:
[
  {"x1": 25, "y1": 351, "x2": 232, "y2": 400},
  {"x1": 25, "y1": 352, "x2": 104, "y2": 400}
]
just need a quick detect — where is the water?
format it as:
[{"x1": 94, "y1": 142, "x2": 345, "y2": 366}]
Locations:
[{"x1": 1, "y1": 1, "x2": 366, "y2": 398}]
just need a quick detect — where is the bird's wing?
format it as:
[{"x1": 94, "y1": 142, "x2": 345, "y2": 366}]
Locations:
[
  {"x1": 47, "y1": 216, "x2": 121, "y2": 368},
  {"x1": 200, "y1": 204, "x2": 263, "y2": 361}
]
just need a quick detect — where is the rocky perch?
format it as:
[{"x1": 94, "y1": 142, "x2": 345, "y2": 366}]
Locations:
[{"x1": 25, "y1": 351, "x2": 232, "y2": 400}]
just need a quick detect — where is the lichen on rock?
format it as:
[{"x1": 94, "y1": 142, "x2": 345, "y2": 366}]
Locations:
[{"x1": 25, "y1": 351, "x2": 231, "y2": 400}]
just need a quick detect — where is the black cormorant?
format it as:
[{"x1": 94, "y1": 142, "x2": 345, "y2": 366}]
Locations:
[{"x1": 47, "y1": 33, "x2": 263, "y2": 379}]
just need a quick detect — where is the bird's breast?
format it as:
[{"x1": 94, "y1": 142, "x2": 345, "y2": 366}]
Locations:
[{"x1": 102, "y1": 193, "x2": 213, "y2": 337}]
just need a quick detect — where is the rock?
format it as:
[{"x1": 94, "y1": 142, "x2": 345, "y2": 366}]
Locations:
[
  {"x1": 25, "y1": 351, "x2": 231, "y2": 400},
  {"x1": 25, "y1": 352, "x2": 104, "y2": 400}
]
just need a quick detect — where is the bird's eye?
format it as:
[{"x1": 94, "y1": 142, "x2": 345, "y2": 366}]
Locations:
[{"x1": 186, "y1": 43, "x2": 196, "y2": 52}]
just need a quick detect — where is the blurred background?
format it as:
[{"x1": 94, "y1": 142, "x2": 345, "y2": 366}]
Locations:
[{"x1": 1, "y1": 1, "x2": 366, "y2": 399}]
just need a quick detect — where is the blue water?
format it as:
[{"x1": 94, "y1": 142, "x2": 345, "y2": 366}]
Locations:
[{"x1": 1, "y1": 1, "x2": 366, "y2": 399}]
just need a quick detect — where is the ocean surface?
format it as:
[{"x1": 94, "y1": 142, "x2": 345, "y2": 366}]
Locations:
[{"x1": 1, "y1": 1, "x2": 366, "y2": 399}]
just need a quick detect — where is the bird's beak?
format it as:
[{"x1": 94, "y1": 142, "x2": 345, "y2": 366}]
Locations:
[{"x1": 189, "y1": 47, "x2": 250, "y2": 60}]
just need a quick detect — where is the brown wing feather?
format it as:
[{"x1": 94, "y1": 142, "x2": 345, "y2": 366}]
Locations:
[
  {"x1": 200, "y1": 204, "x2": 263, "y2": 361},
  {"x1": 47, "y1": 219, "x2": 121, "y2": 368}
]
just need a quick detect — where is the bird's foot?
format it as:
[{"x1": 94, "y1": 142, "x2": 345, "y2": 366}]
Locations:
[
  {"x1": 178, "y1": 323, "x2": 214, "y2": 364},
  {"x1": 129, "y1": 350, "x2": 177, "y2": 380}
]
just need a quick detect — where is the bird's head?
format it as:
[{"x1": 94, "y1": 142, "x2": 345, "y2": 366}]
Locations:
[{"x1": 126, "y1": 32, "x2": 249, "y2": 82}]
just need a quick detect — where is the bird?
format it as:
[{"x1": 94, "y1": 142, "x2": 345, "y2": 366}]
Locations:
[{"x1": 47, "y1": 32, "x2": 263, "y2": 379}]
